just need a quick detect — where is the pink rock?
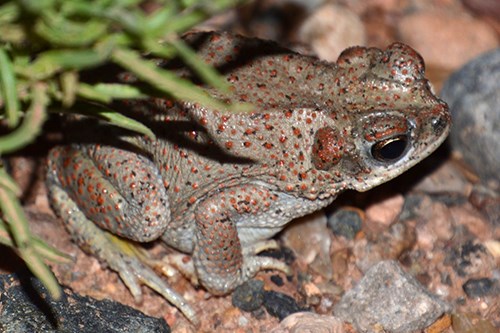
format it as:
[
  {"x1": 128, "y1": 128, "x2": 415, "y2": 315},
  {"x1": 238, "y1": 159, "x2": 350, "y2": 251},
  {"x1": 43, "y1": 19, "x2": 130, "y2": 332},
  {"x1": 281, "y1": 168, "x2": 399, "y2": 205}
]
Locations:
[
  {"x1": 365, "y1": 194, "x2": 404, "y2": 226},
  {"x1": 398, "y1": 10, "x2": 498, "y2": 70},
  {"x1": 299, "y1": 4, "x2": 366, "y2": 61}
]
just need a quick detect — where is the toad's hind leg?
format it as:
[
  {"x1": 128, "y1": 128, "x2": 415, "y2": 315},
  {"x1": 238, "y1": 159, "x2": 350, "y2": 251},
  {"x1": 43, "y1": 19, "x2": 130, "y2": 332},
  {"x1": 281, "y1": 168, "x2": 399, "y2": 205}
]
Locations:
[
  {"x1": 46, "y1": 146, "x2": 198, "y2": 323},
  {"x1": 192, "y1": 184, "x2": 291, "y2": 295}
]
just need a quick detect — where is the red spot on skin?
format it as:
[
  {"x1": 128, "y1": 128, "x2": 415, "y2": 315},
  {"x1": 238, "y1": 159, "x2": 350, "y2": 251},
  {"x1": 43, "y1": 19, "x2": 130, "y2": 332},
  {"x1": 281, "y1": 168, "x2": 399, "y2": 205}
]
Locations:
[
  {"x1": 225, "y1": 141, "x2": 233, "y2": 149},
  {"x1": 312, "y1": 127, "x2": 344, "y2": 170},
  {"x1": 174, "y1": 186, "x2": 180, "y2": 193},
  {"x1": 244, "y1": 141, "x2": 252, "y2": 147},
  {"x1": 293, "y1": 128, "x2": 301, "y2": 136}
]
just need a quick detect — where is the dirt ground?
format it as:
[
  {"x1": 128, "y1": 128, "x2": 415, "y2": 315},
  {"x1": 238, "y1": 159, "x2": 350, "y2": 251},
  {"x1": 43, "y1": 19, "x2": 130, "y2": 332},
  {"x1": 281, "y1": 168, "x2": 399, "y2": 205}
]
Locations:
[{"x1": 2, "y1": 0, "x2": 499, "y2": 332}]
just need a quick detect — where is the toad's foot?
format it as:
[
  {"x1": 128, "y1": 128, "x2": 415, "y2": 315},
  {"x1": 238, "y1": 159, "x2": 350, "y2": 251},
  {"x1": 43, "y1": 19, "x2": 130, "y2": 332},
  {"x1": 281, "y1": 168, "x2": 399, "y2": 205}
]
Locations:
[{"x1": 242, "y1": 239, "x2": 292, "y2": 276}]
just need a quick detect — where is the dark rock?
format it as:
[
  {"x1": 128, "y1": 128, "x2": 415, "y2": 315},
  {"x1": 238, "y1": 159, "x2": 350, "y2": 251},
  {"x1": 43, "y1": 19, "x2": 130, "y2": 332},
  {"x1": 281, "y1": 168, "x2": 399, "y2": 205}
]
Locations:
[
  {"x1": 270, "y1": 274, "x2": 284, "y2": 287},
  {"x1": 231, "y1": 279, "x2": 264, "y2": 312},
  {"x1": 445, "y1": 240, "x2": 487, "y2": 277},
  {"x1": 327, "y1": 208, "x2": 362, "y2": 239},
  {"x1": 462, "y1": 278, "x2": 498, "y2": 298},
  {"x1": 441, "y1": 48, "x2": 500, "y2": 185},
  {"x1": 399, "y1": 194, "x2": 425, "y2": 221},
  {"x1": 263, "y1": 291, "x2": 306, "y2": 320},
  {"x1": 334, "y1": 260, "x2": 451, "y2": 333},
  {"x1": 0, "y1": 273, "x2": 170, "y2": 333}
]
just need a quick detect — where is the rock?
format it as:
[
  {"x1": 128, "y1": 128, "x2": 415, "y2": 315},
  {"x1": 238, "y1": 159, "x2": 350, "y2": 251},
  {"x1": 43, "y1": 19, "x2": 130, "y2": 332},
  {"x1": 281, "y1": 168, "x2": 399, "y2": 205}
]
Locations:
[
  {"x1": 444, "y1": 240, "x2": 491, "y2": 277},
  {"x1": 441, "y1": 48, "x2": 500, "y2": 186},
  {"x1": 462, "y1": 0, "x2": 500, "y2": 21},
  {"x1": 462, "y1": 278, "x2": 498, "y2": 298},
  {"x1": 452, "y1": 312, "x2": 499, "y2": 333},
  {"x1": 263, "y1": 291, "x2": 306, "y2": 321},
  {"x1": 354, "y1": 221, "x2": 416, "y2": 273},
  {"x1": 0, "y1": 273, "x2": 170, "y2": 333},
  {"x1": 327, "y1": 208, "x2": 363, "y2": 239},
  {"x1": 469, "y1": 186, "x2": 500, "y2": 227},
  {"x1": 415, "y1": 201, "x2": 454, "y2": 250},
  {"x1": 299, "y1": 4, "x2": 366, "y2": 62},
  {"x1": 364, "y1": 194, "x2": 404, "y2": 226},
  {"x1": 398, "y1": 9, "x2": 498, "y2": 70},
  {"x1": 334, "y1": 260, "x2": 451, "y2": 333},
  {"x1": 282, "y1": 211, "x2": 332, "y2": 279},
  {"x1": 412, "y1": 160, "x2": 473, "y2": 196},
  {"x1": 232, "y1": 279, "x2": 265, "y2": 312},
  {"x1": 270, "y1": 312, "x2": 345, "y2": 333}
]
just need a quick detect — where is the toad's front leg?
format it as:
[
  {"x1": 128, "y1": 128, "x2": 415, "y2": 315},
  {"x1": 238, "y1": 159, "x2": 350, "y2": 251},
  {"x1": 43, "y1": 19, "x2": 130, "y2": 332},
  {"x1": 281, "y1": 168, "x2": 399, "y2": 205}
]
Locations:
[{"x1": 193, "y1": 184, "x2": 292, "y2": 294}]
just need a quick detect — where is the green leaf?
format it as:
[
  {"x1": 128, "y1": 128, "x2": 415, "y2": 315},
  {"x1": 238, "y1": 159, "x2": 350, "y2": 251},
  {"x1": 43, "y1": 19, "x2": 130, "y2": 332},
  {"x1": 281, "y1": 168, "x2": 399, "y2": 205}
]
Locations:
[
  {"x1": 35, "y1": 12, "x2": 107, "y2": 47},
  {"x1": 66, "y1": 102, "x2": 156, "y2": 139},
  {"x1": 77, "y1": 83, "x2": 147, "y2": 104},
  {"x1": 23, "y1": 49, "x2": 110, "y2": 80},
  {"x1": 0, "y1": 2, "x2": 20, "y2": 24},
  {"x1": 111, "y1": 48, "x2": 231, "y2": 112},
  {"x1": 169, "y1": 38, "x2": 230, "y2": 92},
  {"x1": 0, "y1": 82, "x2": 48, "y2": 155},
  {"x1": 0, "y1": 48, "x2": 20, "y2": 127}
]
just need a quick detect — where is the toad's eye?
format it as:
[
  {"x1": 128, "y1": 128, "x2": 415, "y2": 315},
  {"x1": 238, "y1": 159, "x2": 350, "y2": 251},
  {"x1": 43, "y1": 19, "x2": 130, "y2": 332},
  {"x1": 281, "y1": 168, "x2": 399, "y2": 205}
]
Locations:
[{"x1": 371, "y1": 135, "x2": 408, "y2": 162}]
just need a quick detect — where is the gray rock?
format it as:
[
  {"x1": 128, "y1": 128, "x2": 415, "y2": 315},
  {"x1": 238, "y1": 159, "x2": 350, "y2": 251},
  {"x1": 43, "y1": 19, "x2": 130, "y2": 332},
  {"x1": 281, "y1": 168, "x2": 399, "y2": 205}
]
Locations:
[
  {"x1": 441, "y1": 48, "x2": 500, "y2": 185},
  {"x1": 0, "y1": 273, "x2": 170, "y2": 333},
  {"x1": 334, "y1": 260, "x2": 451, "y2": 333},
  {"x1": 327, "y1": 208, "x2": 362, "y2": 239},
  {"x1": 232, "y1": 279, "x2": 265, "y2": 312}
]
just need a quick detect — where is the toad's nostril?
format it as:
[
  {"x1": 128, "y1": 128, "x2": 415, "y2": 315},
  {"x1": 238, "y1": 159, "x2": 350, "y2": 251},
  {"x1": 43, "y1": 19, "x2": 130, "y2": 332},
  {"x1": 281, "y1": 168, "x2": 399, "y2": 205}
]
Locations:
[{"x1": 431, "y1": 116, "x2": 448, "y2": 135}]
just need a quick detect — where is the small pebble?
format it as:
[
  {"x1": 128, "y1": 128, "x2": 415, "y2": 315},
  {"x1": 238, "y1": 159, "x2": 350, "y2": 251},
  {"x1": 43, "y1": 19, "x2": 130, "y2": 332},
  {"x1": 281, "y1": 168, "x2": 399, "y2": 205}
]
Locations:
[
  {"x1": 282, "y1": 211, "x2": 332, "y2": 279},
  {"x1": 327, "y1": 208, "x2": 362, "y2": 239},
  {"x1": 399, "y1": 194, "x2": 425, "y2": 221},
  {"x1": 445, "y1": 240, "x2": 487, "y2": 277},
  {"x1": 270, "y1": 312, "x2": 345, "y2": 333},
  {"x1": 462, "y1": 278, "x2": 497, "y2": 298},
  {"x1": 452, "y1": 312, "x2": 498, "y2": 333},
  {"x1": 231, "y1": 280, "x2": 264, "y2": 312},
  {"x1": 263, "y1": 291, "x2": 306, "y2": 321},
  {"x1": 270, "y1": 274, "x2": 284, "y2": 287},
  {"x1": 299, "y1": 4, "x2": 366, "y2": 62},
  {"x1": 365, "y1": 194, "x2": 404, "y2": 226}
]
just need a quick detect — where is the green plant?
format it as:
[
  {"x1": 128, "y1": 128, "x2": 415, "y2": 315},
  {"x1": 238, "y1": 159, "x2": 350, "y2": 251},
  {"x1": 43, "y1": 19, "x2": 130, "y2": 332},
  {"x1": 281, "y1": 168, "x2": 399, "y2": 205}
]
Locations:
[{"x1": 0, "y1": 0, "x2": 245, "y2": 298}]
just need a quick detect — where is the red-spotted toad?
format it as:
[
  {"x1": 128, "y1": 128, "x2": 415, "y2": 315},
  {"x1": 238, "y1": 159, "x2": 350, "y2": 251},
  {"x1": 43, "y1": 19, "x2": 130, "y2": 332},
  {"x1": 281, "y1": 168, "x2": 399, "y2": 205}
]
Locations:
[{"x1": 46, "y1": 31, "x2": 451, "y2": 323}]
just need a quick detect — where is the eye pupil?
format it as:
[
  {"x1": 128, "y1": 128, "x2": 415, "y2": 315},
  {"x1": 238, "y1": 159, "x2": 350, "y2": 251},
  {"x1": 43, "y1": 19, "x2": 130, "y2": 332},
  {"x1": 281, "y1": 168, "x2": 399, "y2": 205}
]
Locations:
[{"x1": 372, "y1": 135, "x2": 408, "y2": 162}]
